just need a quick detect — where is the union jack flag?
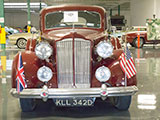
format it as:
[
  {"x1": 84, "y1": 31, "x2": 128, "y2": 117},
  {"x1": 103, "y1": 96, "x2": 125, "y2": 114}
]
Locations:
[
  {"x1": 119, "y1": 46, "x2": 136, "y2": 79},
  {"x1": 16, "y1": 53, "x2": 27, "y2": 93}
]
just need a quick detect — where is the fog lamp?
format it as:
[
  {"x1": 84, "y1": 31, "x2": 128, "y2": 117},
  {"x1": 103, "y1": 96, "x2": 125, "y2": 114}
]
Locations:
[
  {"x1": 95, "y1": 66, "x2": 111, "y2": 82},
  {"x1": 37, "y1": 66, "x2": 53, "y2": 82}
]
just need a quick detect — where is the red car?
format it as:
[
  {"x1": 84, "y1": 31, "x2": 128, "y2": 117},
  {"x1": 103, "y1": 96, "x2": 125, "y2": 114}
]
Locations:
[
  {"x1": 123, "y1": 26, "x2": 160, "y2": 48},
  {"x1": 10, "y1": 5, "x2": 138, "y2": 112}
]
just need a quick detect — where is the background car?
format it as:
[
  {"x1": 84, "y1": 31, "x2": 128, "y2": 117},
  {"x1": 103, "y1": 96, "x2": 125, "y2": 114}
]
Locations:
[
  {"x1": 8, "y1": 32, "x2": 38, "y2": 49},
  {"x1": 123, "y1": 26, "x2": 160, "y2": 48},
  {"x1": 5, "y1": 26, "x2": 19, "y2": 35}
]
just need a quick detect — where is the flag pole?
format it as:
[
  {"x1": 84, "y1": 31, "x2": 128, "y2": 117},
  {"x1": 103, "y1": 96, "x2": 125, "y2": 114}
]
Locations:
[{"x1": 124, "y1": 29, "x2": 127, "y2": 87}]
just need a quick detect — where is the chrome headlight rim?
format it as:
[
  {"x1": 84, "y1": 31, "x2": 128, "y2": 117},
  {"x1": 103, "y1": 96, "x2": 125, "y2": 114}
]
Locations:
[
  {"x1": 95, "y1": 66, "x2": 111, "y2": 82},
  {"x1": 35, "y1": 42, "x2": 53, "y2": 60},
  {"x1": 96, "y1": 41, "x2": 113, "y2": 59},
  {"x1": 37, "y1": 66, "x2": 53, "y2": 82}
]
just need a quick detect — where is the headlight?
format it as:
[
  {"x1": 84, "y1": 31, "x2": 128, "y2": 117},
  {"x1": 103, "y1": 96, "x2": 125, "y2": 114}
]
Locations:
[
  {"x1": 95, "y1": 66, "x2": 111, "y2": 82},
  {"x1": 37, "y1": 66, "x2": 53, "y2": 82},
  {"x1": 35, "y1": 42, "x2": 52, "y2": 60},
  {"x1": 96, "y1": 41, "x2": 113, "y2": 59}
]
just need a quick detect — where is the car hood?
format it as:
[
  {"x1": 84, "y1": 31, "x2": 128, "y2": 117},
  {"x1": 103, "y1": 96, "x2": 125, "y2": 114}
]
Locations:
[
  {"x1": 8, "y1": 33, "x2": 38, "y2": 39},
  {"x1": 42, "y1": 29, "x2": 105, "y2": 41},
  {"x1": 9, "y1": 33, "x2": 31, "y2": 37}
]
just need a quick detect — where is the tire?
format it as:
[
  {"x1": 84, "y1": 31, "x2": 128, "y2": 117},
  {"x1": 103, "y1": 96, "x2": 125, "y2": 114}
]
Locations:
[
  {"x1": 130, "y1": 43, "x2": 134, "y2": 47},
  {"x1": 16, "y1": 38, "x2": 27, "y2": 49},
  {"x1": 111, "y1": 96, "x2": 132, "y2": 110},
  {"x1": 133, "y1": 37, "x2": 144, "y2": 48},
  {"x1": 19, "y1": 98, "x2": 36, "y2": 112}
]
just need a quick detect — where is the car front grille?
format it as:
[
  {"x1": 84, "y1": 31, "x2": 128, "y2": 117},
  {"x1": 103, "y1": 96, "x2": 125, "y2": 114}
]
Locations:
[{"x1": 56, "y1": 38, "x2": 91, "y2": 88}]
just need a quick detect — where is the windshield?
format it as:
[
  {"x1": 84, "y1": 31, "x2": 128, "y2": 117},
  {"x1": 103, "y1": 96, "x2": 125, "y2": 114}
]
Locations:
[{"x1": 45, "y1": 10, "x2": 101, "y2": 29}]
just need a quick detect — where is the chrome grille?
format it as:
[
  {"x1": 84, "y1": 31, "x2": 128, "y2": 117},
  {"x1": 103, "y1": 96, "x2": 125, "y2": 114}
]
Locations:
[{"x1": 56, "y1": 38, "x2": 91, "y2": 88}]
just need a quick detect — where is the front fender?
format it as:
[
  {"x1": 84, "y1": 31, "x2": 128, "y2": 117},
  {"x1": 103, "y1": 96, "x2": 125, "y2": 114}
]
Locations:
[
  {"x1": 12, "y1": 51, "x2": 41, "y2": 88},
  {"x1": 108, "y1": 59, "x2": 137, "y2": 87},
  {"x1": 91, "y1": 49, "x2": 137, "y2": 87},
  {"x1": 11, "y1": 51, "x2": 58, "y2": 88}
]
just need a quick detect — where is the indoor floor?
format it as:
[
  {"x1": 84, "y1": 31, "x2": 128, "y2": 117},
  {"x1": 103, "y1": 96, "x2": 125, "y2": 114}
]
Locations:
[{"x1": 0, "y1": 44, "x2": 160, "y2": 120}]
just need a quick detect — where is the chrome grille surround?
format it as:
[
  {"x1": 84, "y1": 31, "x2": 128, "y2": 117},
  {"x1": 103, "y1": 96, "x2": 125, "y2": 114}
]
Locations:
[{"x1": 56, "y1": 38, "x2": 91, "y2": 88}]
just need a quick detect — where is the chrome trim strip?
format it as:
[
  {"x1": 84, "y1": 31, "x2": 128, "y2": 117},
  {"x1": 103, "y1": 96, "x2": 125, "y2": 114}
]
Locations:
[{"x1": 10, "y1": 85, "x2": 138, "y2": 98}]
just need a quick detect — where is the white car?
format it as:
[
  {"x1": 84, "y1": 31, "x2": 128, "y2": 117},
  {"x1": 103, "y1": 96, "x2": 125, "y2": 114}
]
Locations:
[{"x1": 8, "y1": 32, "x2": 38, "y2": 49}]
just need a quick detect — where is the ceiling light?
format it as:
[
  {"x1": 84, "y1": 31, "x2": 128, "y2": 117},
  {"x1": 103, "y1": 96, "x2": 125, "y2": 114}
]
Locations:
[{"x1": 4, "y1": 2, "x2": 47, "y2": 9}]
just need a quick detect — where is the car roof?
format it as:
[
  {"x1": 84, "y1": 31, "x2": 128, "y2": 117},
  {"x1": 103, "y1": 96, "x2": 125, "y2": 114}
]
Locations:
[{"x1": 40, "y1": 5, "x2": 106, "y2": 14}]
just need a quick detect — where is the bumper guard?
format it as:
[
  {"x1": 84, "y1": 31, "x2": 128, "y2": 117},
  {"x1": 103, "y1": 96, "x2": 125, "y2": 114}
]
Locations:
[{"x1": 10, "y1": 85, "x2": 138, "y2": 99}]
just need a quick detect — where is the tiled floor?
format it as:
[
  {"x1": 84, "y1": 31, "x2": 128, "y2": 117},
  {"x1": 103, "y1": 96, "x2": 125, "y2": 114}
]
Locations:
[{"x1": 0, "y1": 44, "x2": 160, "y2": 120}]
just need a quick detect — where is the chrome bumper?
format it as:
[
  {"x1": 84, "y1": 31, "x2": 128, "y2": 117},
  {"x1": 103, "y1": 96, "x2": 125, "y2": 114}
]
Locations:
[{"x1": 10, "y1": 85, "x2": 138, "y2": 99}]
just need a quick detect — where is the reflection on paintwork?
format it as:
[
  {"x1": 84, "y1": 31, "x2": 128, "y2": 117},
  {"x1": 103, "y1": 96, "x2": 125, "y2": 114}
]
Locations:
[{"x1": 137, "y1": 94, "x2": 156, "y2": 110}]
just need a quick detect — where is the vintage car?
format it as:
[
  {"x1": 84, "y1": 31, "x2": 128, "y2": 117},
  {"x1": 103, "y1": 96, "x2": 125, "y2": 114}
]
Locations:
[
  {"x1": 8, "y1": 32, "x2": 38, "y2": 49},
  {"x1": 5, "y1": 26, "x2": 19, "y2": 34},
  {"x1": 10, "y1": 5, "x2": 138, "y2": 112},
  {"x1": 123, "y1": 26, "x2": 160, "y2": 48}
]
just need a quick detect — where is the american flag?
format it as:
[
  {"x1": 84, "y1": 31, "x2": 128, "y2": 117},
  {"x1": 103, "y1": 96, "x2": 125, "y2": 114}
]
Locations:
[
  {"x1": 16, "y1": 53, "x2": 27, "y2": 93},
  {"x1": 119, "y1": 46, "x2": 136, "y2": 79}
]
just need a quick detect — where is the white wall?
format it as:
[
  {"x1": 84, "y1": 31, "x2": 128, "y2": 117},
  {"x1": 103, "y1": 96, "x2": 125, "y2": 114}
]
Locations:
[
  {"x1": 156, "y1": 0, "x2": 160, "y2": 18},
  {"x1": 5, "y1": 9, "x2": 130, "y2": 30},
  {"x1": 130, "y1": 0, "x2": 160, "y2": 26},
  {"x1": 5, "y1": 11, "x2": 39, "y2": 29},
  {"x1": 6, "y1": 1, "x2": 160, "y2": 29}
]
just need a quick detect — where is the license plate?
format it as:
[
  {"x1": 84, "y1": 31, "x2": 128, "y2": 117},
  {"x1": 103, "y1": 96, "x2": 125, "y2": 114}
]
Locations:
[{"x1": 54, "y1": 98, "x2": 96, "y2": 107}]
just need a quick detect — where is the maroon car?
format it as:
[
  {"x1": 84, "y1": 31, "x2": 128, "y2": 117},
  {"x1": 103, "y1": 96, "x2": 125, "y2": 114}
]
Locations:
[
  {"x1": 123, "y1": 26, "x2": 160, "y2": 48},
  {"x1": 10, "y1": 5, "x2": 138, "y2": 112}
]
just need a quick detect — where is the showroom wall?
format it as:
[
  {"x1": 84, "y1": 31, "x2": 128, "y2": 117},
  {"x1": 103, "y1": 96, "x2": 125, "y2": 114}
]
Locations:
[
  {"x1": 5, "y1": 1, "x2": 160, "y2": 30},
  {"x1": 131, "y1": 0, "x2": 160, "y2": 26},
  {"x1": 5, "y1": 11, "x2": 39, "y2": 29},
  {"x1": 4, "y1": 8, "x2": 130, "y2": 30}
]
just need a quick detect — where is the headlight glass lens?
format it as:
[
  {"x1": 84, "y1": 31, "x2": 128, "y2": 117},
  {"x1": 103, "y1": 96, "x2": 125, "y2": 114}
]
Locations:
[
  {"x1": 37, "y1": 66, "x2": 53, "y2": 82},
  {"x1": 95, "y1": 66, "x2": 111, "y2": 82},
  {"x1": 35, "y1": 42, "x2": 52, "y2": 60},
  {"x1": 96, "y1": 41, "x2": 113, "y2": 59}
]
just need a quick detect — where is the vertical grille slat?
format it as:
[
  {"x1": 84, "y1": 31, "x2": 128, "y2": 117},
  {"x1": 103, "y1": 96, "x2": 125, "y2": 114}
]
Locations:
[
  {"x1": 74, "y1": 39, "x2": 90, "y2": 88},
  {"x1": 56, "y1": 39, "x2": 73, "y2": 88},
  {"x1": 56, "y1": 38, "x2": 91, "y2": 88}
]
